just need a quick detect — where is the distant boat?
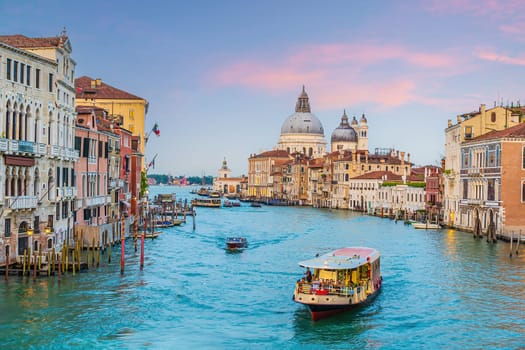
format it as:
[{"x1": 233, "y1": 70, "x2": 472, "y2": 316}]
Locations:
[
  {"x1": 192, "y1": 198, "x2": 221, "y2": 208},
  {"x1": 250, "y1": 202, "x2": 262, "y2": 208},
  {"x1": 224, "y1": 200, "x2": 240, "y2": 207},
  {"x1": 197, "y1": 187, "x2": 210, "y2": 197},
  {"x1": 226, "y1": 237, "x2": 247, "y2": 250},
  {"x1": 209, "y1": 191, "x2": 221, "y2": 198},
  {"x1": 293, "y1": 247, "x2": 382, "y2": 321}
]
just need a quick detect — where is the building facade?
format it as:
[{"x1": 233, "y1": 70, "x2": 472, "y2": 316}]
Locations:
[{"x1": 0, "y1": 34, "x2": 78, "y2": 265}]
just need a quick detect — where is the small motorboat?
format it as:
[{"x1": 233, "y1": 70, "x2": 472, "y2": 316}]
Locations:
[
  {"x1": 250, "y1": 201, "x2": 262, "y2": 208},
  {"x1": 226, "y1": 237, "x2": 247, "y2": 250}
]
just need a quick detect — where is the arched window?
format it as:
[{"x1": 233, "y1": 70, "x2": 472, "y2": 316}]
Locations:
[{"x1": 491, "y1": 112, "x2": 496, "y2": 123}]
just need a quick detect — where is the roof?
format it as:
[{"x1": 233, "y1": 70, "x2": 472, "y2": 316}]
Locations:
[
  {"x1": 250, "y1": 149, "x2": 290, "y2": 159},
  {"x1": 352, "y1": 171, "x2": 402, "y2": 181},
  {"x1": 0, "y1": 34, "x2": 68, "y2": 49},
  {"x1": 298, "y1": 247, "x2": 380, "y2": 270},
  {"x1": 469, "y1": 122, "x2": 525, "y2": 142},
  {"x1": 75, "y1": 76, "x2": 145, "y2": 100}
]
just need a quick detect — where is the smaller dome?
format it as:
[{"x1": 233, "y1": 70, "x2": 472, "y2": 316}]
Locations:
[
  {"x1": 351, "y1": 116, "x2": 358, "y2": 126},
  {"x1": 360, "y1": 113, "x2": 367, "y2": 124},
  {"x1": 331, "y1": 110, "x2": 358, "y2": 143}
]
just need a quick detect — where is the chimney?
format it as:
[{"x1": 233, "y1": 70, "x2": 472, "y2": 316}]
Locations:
[
  {"x1": 407, "y1": 153, "x2": 411, "y2": 163},
  {"x1": 400, "y1": 151, "x2": 405, "y2": 165},
  {"x1": 457, "y1": 115, "x2": 461, "y2": 123},
  {"x1": 448, "y1": 119, "x2": 452, "y2": 127}
]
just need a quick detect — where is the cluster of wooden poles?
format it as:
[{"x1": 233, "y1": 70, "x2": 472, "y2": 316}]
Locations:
[
  {"x1": 4, "y1": 218, "x2": 147, "y2": 282},
  {"x1": 509, "y1": 231, "x2": 522, "y2": 258}
]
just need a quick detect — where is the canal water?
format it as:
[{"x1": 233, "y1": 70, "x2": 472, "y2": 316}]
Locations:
[{"x1": 1, "y1": 186, "x2": 524, "y2": 349}]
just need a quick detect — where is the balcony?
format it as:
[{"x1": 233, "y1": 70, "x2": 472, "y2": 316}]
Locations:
[
  {"x1": 0, "y1": 138, "x2": 8, "y2": 152},
  {"x1": 5, "y1": 196, "x2": 38, "y2": 210},
  {"x1": 83, "y1": 195, "x2": 111, "y2": 207},
  {"x1": 48, "y1": 145, "x2": 61, "y2": 158}
]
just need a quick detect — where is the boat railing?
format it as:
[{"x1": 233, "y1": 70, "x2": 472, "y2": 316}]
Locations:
[{"x1": 296, "y1": 280, "x2": 362, "y2": 297}]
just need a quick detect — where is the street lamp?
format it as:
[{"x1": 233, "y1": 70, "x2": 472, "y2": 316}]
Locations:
[
  {"x1": 27, "y1": 227, "x2": 34, "y2": 236},
  {"x1": 45, "y1": 226, "x2": 52, "y2": 234}
]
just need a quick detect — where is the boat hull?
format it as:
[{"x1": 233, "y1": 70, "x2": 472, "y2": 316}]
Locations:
[{"x1": 305, "y1": 287, "x2": 381, "y2": 321}]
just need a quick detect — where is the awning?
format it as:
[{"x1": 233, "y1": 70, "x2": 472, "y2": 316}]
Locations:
[{"x1": 120, "y1": 200, "x2": 131, "y2": 208}]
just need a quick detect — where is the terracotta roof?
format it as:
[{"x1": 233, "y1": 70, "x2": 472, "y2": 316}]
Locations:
[
  {"x1": 352, "y1": 171, "x2": 402, "y2": 181},
  {"x1": 469, "y1": 122, "x2": 525, "y2": 142},
  {"x1": 0, "y1": 34, "x2": 67, "y2": 48},
  {"x1": 75, "y1": 76, "x2": 145, "y2": 100},
  {"x1": 251, "y1": 150, "x2": 290, "y2": 159}
]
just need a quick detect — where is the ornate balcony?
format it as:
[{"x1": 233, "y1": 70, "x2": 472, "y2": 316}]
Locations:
[{"x1": 5, "y1": 196, "x2": 38, "y2": 210}]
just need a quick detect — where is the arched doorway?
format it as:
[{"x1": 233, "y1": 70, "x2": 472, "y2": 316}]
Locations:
[{"x1": 17, "y1": 221, "x2": 30, "y2": 255}]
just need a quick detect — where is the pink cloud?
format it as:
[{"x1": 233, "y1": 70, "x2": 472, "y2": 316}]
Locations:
[
  {"x1": 211, "y1": 42, "x2": 464, "y2": 110},
  {"x1": 288, "y1": 43, "x2": 456, "y2": 69},
  {"x1": 477, "y1": 50, "x2": 525, "y2": 65},
  {"x1": 426, "y1": 0, "x2": 525, "y2": 17}
]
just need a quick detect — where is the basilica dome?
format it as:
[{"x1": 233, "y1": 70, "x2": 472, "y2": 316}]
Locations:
[
  {"x1": 331, "y1": 111, "x2": 357, "y2": 143},
  {"x1": 280, "y1": 87, "x2": 324, "y2": 136}
]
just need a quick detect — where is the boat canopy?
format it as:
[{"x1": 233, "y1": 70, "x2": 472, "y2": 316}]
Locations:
[{"x1": 298, "y1": 247, "x2": 380, "y2": 270}]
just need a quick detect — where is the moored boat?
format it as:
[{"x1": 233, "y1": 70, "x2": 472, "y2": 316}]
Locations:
[
  {"x1": 412, "y1": 221, "x2": 441, "y2": 229},
  {"x1": 192, "y1": 198, "x2": 221, "y2": 208},
  {"x1": 226, "y1": 237, "x2": 247, "y2": 250},
  {"x1": 293, "y1": 247, "x2": 382, "y2": 321}
]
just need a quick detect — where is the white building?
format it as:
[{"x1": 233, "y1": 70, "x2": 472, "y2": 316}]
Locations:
[
  {"x1": 0, "y1": 33, "x2": 78, "y2": 265},
  {"x1": 277, "y1": 86, "x2": 326, "y2": 158}
]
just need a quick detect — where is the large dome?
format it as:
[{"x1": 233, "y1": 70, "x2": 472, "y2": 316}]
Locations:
[
  {"x1": 331, "y1": 111, "x2": 357, "y2": 142},
  {"x1": 280, "y1": 86, "x2": 324, "y2": 136},
  {"x1": 281, "y1": 112, "x2": 324, "y2": 135}
]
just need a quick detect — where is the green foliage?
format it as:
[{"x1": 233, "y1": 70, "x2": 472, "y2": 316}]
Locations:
[
  {"x1": 381, "y1": 181, "x2": 399, "y2": 187},
  {"x1": 407, "y1": 182, "x2": 426, "y2": 188},
  {"x1": 140, "y1": 171, "x2": 148, "y2": 197}
]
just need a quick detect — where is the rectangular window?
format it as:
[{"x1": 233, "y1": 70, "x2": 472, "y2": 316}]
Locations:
[
  {"x1": 6, "y1": 58, "x2": 11, "y2": 80},
  {"x1": 26, "y1": 65, "x2": 31, "y2": 85},
  {"x1": 463, "y1": 180, "x2": 468, "y2": 199},
  {"x1": 83, "y1": 138, "x2": 90, "y2": 158},
  {"x1": 465, "y1": 126, "x2": 473, "y2": 140},
  {"x1": 48, "y1": 73, "x2": 53, "y2": 92},
  {"x1": 56, "y1": 166, "x2": 61, "y2": 187},
  {"x1": 522, "y1": 182, "x2": 525, "y2": 202},
  {"x1": 487, "y1": 179, "x2": 495, "y2": 201},
  {"x1": 5, "y1": 218, "x2": 11, "y2": 237},
  {"x1": 34, "y1": 216, "x2": 40, "y2": 234},
  {"x1": 36, "y1": 68, "x2": 40, "y2": 88},
  {"x1": 74, "y1": 136, "x2": 81, "y2": 151},
  {"x1": 523, "y1": 146, "x2": 525, "y2": 169},
  {"x1": 13, "y1": 61, "x2": 18, "y2": 82},
  {"x1": 20, "y1": 63, "x2": 24, "y2": 83}
]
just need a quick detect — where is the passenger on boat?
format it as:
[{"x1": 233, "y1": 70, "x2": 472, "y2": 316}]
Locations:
[{"x1": 304, "y1": 267, "x2": 312, "y2": 283}]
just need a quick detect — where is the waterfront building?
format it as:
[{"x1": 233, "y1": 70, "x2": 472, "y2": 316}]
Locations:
[
  {"x1": 74, "y1": 107, "x2": 114, "y2": 246},
  {"x1": 212, "y1": 158, "x2": 246, "y2": 196},
  {"x1": 75, "y1": 76, "x2": 149, "y2": 168},
  {"x1": 457, "y1": 122, "x2": 525, "y2": 236},
  {"x1": 281, "y1": 153, "x2": 310, "y2": 205},
  {"x1": 247, "y1": 150, "x2": 291, "y2": 199},
  {"x1": 354, "y1": 171, "x2": 426, "y2": 218},
  {"x1": 0, "y1": 33, "x2": 78, "y2": 265},
  {"x1": 443, "y1": 103, "x2": 524, "y2": 227},
  {"x1": 277, "y1": 86, "x2": 326, "y2": 158}
]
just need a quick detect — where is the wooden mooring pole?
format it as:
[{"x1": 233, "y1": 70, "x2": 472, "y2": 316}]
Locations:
[
  {"x1": 5, "y1": 251, "x2": 8, "y2": 281},
  {"x1": 120, "y1": 215, "x2": 125, "y2": 275}
]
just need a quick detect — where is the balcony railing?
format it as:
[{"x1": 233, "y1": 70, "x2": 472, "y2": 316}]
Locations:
[
  {"x1": 0, "y1": 138, "x2": 8, "y2": 151},
  {"x1": 5, "y1": 196, "x2": 38, "y2": 210},
  {"x1": 83, "y1": 195, "x2": 111, "y2": 207}
]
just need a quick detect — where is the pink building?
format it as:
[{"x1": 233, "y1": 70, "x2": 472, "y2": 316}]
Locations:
[{"x1": 74, "y1": 107, "x2": 115, "y2": 246}]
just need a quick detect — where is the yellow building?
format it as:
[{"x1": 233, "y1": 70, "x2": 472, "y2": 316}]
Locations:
[{"x1": 74, "y1": 76, "x2": 149, "y2": 167}]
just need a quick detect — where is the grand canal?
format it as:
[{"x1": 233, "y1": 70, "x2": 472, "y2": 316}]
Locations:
[{"x1": 1, "y1": 186, "x2": 524, "y2": 349}]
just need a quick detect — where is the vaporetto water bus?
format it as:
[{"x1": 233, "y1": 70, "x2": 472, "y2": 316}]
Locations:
[{"x1": 293, "y1": 247, "x2": 382, "y2": 321}]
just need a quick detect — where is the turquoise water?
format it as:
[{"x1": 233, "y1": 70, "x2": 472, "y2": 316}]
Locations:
[{"x1": 1, "y1": 186, "x2": 524, "y2": 349}]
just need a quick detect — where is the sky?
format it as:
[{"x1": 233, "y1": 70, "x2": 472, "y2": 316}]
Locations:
[{"x1": 2, "y1": 0, "x2": 525, "y2": 177}]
